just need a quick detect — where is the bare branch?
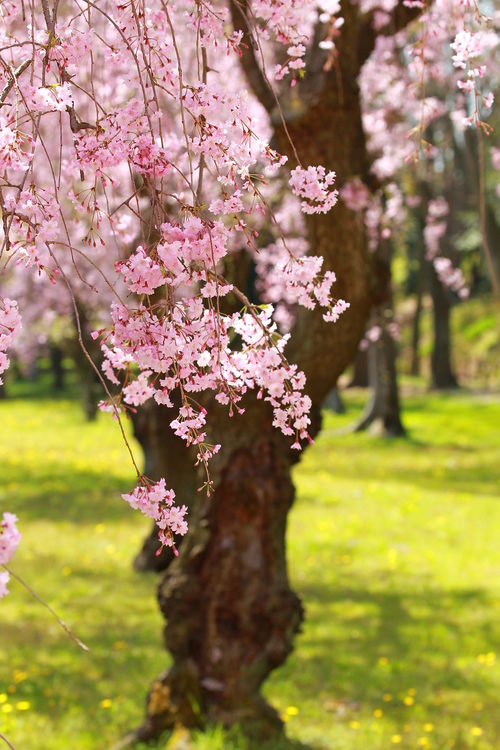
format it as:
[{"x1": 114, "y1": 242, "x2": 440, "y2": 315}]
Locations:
[
  {"x1": 66, "y1": 104, "x2": 96, "y2": 133},
  {"x1": 0, "y1": 58, "x2": 32, "y2": 105}
]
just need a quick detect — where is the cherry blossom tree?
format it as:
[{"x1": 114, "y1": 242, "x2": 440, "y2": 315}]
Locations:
[{"x1": 0, "y1": 0, "x2": 497, "y2": 744}]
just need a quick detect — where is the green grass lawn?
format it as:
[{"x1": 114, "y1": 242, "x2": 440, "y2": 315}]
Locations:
[{"x1": 1, "y1": 385, "x2": 500, "y2": 750}]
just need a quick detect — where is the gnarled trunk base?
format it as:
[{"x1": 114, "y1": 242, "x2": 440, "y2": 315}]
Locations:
[{"x1": 133, "y1": 411, "x2": 304, "y2": 743}]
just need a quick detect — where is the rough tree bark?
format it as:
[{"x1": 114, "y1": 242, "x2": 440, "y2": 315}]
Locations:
[{"x1": 125, "y1": 2, "x2": 419, "y2": 743}]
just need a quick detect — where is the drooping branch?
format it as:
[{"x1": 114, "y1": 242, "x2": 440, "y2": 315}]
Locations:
[{"x1": 229, "y1": 0, "x2": 276, "y2": 114}]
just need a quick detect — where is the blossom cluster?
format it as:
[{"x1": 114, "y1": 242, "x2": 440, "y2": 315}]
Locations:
[
  {"x1": 0, "y1": 298, "x2": 22, "y2": 385},
  {"x1": 122, "y1": 480, "x2": 187, "y2": 553},
  {"x1": 424, "y1": 198, "x2": 468, "y2": 298},
  {"x1": 254, "y1": 238, "x2": 349, "y2": 331},
  {"x1": 0, "y1": 513, "x2": 21, "y2": 599},
  {"x1": 289, "y1": 166, "x2": 339, "y2": 214},
  {"x1": 451, "y1": 28, "x2": 496, "y2": 124}
]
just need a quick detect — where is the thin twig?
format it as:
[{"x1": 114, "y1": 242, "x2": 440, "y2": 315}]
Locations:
[
  {"x1": 3, "y1": 565, "x2": 89, "y2": 653},
  {"x1": 0, "y1": 732, "x2": 16, "y2": 750}
]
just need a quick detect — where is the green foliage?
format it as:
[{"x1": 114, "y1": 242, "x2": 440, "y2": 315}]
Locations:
[{"x1": 1, "y1": 387, "x2": 500, "y2": 749}]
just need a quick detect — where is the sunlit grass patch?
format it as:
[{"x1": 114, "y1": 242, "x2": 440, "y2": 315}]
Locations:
[{"x1": 1, "y1": 384, "x2": 500, "y2": 749}]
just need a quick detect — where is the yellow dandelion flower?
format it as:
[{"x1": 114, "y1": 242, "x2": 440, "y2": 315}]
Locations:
[
  {"x1": 349, "y1": 720, "x2": 360, "y2": 729},
  {"x1": 0, "y1": 694, "x2": 7, "y2": 704},
  {"x1": 391, "y1": 735, "x2": 402, "y2": 744},
  {"x1": 417, "y1": 738, "x2": 429, "y2": 747},
  {"x1": 470, "y1": 727, "x2": 483, "y2": 737},
  {"x1": 403, "y1": 696, "x2": 414, "y2": 706},
  {"x1": 285, "y1": 706, "x2": 299, "y2": 716},
  {"x1": 100, "y1": 699, "x2": 112, "y2": 709},
  {"x1": 16, "y1": 701, "x2": 30, "y2": 711},
  {"x1": 373, "y1": 709, "x2": 383, "y2": 718},
  {"x1": 424, "y1": 723, "x2": 434, "y2": 732},
  {"x1": 1, "y1": 705, "x2": 12, "y2": 714}
]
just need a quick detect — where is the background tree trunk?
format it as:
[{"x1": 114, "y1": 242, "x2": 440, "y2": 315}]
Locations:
[
  {"x1": 347, "y1": 348, "x2": 369, "y2": 388},
  {"x1": 353, "y1": 238, "x2": 405, "y2": 436},
  {"x1": 429, "y1": 266, "x2": 458, "y2": 390},
  {"x1": 409, "y1": 234, "x2": 426, "y2": 377},
  {"x1": 49, "y1": 344, "x2": 65, "y2": 391},
  {"x1": 323, "y1": 385, "x2": 346, "y2": 414},
  {"x1": 354, "y1": 308, "x2": 405, "y2": 436}
]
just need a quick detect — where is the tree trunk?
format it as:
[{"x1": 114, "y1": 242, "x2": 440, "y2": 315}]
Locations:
[
  {"x1": 49, "y1": 344, "x2": 65, "y2": 391},
  {"x1": 347, "y1": 348, "x2": 369, "y2": 388},
  {"x1": 410, "y1": 234, "x2": 426, "y2": 377},
  {"x1": 354, "y1": 309, "x2": 405, "y2": 436},
  {"x1": 410, "y1": 285, "x2": 423, "y2": 377},
  {"x1": 463, "y1": 129, "x2": 500, "y2": 295},
  {"x1": 133, "y1": 401, "x2": 305, "y2": 742},
  {"x1": 429, "y1": 267, "x2": 458, "y2": 390},
  {"x1": 323, "y1": 385, "x2": 346, "y2": 414},
  {"x1": 353, "y1": 237, "x2": 405, "y2": 436},
  {"x1": 65, "y1": 307, "x2": 105, "y2": 421},
  {"x1": 131, "y1": 189, "x2": 371, "y2": 740}
]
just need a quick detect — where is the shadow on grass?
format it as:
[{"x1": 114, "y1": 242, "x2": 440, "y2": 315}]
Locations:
[
  {"x1": 120, "y1": 724, "x2": 318, "y2": 750},
  {"x1": 2, "y1": 461, "x2": 133, "y2": 523},
  {"x1": 278, "y1": 577, "x2": 500, "y2": 730}
]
